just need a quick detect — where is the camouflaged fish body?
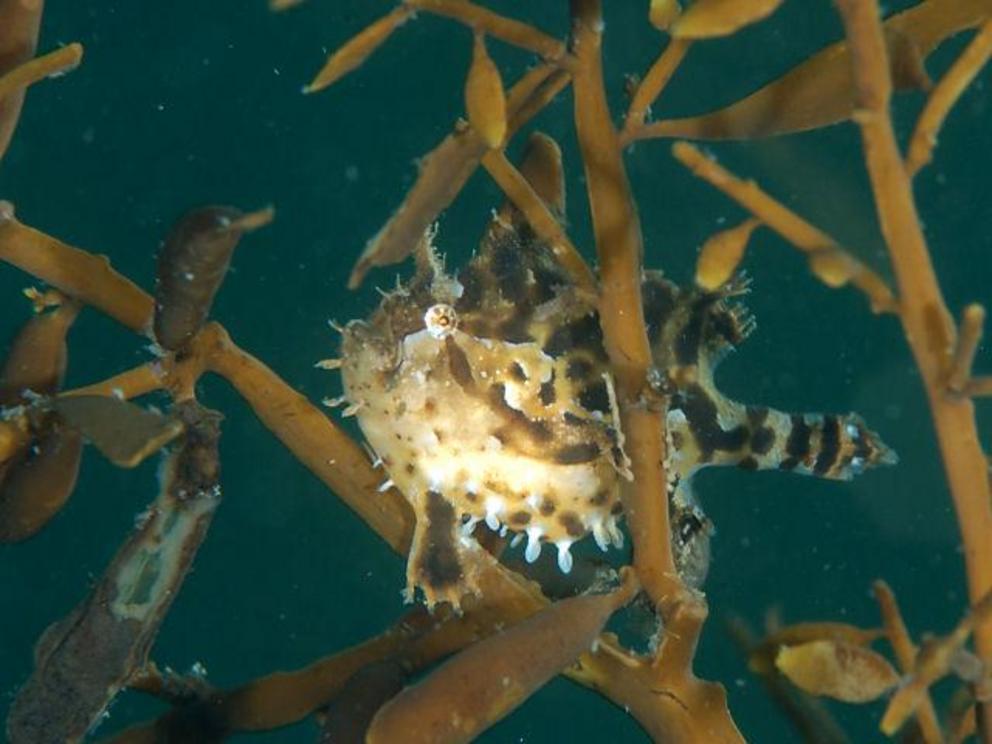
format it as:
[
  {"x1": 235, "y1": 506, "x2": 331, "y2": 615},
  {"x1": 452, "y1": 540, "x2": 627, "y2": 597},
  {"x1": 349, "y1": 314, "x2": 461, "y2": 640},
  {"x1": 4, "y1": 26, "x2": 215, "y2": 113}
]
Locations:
[
  {"x1": 339, "y1": 180, "x2": 895, "y2": 610},
  {"x1": 341, "y1": 210, "x2": 631, "y2": 608}
]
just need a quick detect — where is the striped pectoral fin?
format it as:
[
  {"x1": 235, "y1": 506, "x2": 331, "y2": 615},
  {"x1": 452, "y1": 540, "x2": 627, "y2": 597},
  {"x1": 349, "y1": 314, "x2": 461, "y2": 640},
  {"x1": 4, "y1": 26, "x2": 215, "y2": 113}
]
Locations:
[
  {"x1": 405, "y1": 489, "x2": 482, "y2": 610},
  {"x1": 754, "y1": 408, "x2": 897, "y2": 480}
]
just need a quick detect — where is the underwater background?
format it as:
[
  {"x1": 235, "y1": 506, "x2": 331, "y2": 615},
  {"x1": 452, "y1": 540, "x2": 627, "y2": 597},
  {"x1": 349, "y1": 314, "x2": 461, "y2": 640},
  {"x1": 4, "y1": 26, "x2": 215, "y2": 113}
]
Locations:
[{"x1": 1, "y1": 1, "x2": 990, "y2": 741}]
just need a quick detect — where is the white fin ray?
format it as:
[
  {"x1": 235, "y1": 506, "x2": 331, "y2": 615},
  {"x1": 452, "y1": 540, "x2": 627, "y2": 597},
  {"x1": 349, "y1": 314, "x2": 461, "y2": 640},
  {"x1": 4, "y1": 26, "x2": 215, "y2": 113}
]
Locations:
[
  {"x1": 525, "y1": 527, "x2": 543, "y2": 563},
  {"x1": 556, "y1": 540, "x2": 574, "y2": 573}
]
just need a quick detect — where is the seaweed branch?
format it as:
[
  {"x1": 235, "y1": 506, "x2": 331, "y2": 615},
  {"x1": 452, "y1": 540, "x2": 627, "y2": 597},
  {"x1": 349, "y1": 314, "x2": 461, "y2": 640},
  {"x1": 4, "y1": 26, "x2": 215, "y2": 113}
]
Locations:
[
  {"x1": 571, "y1": 0, "x2": 680, "y2": 612},
  {"x1": 834, "y1": 3, "x2": 992, "y2": 737},
  {"x1": 3, "y1": 1, "x2": 991, "y2": 741}
]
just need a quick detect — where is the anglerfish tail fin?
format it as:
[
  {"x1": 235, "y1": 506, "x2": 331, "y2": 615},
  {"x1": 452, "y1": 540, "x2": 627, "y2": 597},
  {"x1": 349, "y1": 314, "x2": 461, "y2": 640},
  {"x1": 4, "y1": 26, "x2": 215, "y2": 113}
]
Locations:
[
  {"x1": 767, "y1": 409, "x2": 897, "y2": 480},
  {"x1": 666, "y1": 390, "x2": 896, "y2": 482}
]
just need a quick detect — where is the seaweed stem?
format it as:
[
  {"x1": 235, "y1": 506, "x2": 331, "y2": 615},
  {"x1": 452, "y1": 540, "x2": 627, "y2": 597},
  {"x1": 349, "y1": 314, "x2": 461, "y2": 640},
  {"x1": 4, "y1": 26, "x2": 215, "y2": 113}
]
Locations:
[
  {"x1": 872, "y1": 580, "x2": 942, "y2": 744},
  {"x1": 622, "y1": 38, "x2": 691, "y2": 138},
  {"x1": 570, "y1": 0, "x2": 679, "y2": 613},
  {"x1": 906, "y1": 18, "x2": 992, "y2": 177},
  {"x1": 835, "y1": 0, "x2": 992, "y2": 738}
]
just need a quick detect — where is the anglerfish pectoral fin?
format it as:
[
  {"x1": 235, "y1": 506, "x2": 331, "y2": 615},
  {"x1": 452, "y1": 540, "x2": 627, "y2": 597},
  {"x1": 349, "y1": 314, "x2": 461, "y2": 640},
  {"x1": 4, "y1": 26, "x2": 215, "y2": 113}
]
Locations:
[{"x1": 405, "y1": 489, "x2": 484, "y2": 611}]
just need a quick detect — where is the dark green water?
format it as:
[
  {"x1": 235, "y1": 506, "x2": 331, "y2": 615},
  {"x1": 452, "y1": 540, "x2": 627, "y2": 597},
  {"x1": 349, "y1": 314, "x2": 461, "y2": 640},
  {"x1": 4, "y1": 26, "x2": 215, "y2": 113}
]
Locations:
[{"x1": 1, "y1": 1, "x2": 989, "y2": 741}]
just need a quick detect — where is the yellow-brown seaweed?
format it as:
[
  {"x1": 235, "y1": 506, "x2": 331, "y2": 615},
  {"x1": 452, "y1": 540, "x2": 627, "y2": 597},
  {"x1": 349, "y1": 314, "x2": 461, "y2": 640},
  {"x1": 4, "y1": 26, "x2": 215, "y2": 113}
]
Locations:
[
  {"x1": 0, "y1": 423, "x2": 81, "y2": 542},
  {"x1": 873, "y1": 580, "x2": 942, "y2": 743},
  {"x1": 0, "y1": 0, "x2": 44, "y2": 159},
  {"x1": 153, "y1": 205, "x2": 273, "y2": 352},
  {"x1": 345, "y1": 63, "x2": 569, "y2": 289},
  {"x1": 775, "y1": 640, "x2": 899, "y2": 704},
  {"x1": 0, "y1": 202, "x2": 153, "y2": 333},
  {"x1": 0, "y1": 292, "x2": 78, "y2": 403},
  {"x1": 6, "y1": 403, "x2": 222, "y2": 744},
  {"x1": 0, "y1": 292, "x2": 81, "y2": 541},
  {"x1": 465, "y1": 32, "x2": 506, "y2": 149},
  {"x1": 367, "y1": 574, "x2": 638, "y2": 744},
  {"x1": 669, "y1": 0, "x2": 782, "y2": 40},
  {"x1": 304, "y1": 7, "x2": 413, "y2": 94},
  {"x1": 672, "y1": 141, "x2": 897, "y2": 314},
  {"x1": 52, "y1": 395, "x2": 184, "y2": 468},
  {"x1": 630, "y1": 0, "x2": 985, "y2": 142},
  {"x1": 694, "y1": 217, "x2": 760, "y2": 291},
  {"x1": 2, "y1": 1, "x2": 992, "y2": 741}
]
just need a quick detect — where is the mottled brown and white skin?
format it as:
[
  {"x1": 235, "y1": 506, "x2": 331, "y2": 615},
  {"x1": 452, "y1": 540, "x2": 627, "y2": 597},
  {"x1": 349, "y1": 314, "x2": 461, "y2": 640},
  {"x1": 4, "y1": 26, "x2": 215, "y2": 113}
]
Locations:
[{"x1": 336, "y1": 148, "x2": 895, "y2": 610}]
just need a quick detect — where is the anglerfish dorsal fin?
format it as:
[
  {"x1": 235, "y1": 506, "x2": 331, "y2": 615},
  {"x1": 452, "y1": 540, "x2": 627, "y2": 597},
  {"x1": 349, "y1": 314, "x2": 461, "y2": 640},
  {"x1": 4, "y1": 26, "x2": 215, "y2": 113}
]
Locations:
[
  {"x1": 456, "y1": 132, "x2": 577, "y2": 343},
  {"x1": 642, "y1": 270, "x2": 755, "y2": 384}
]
